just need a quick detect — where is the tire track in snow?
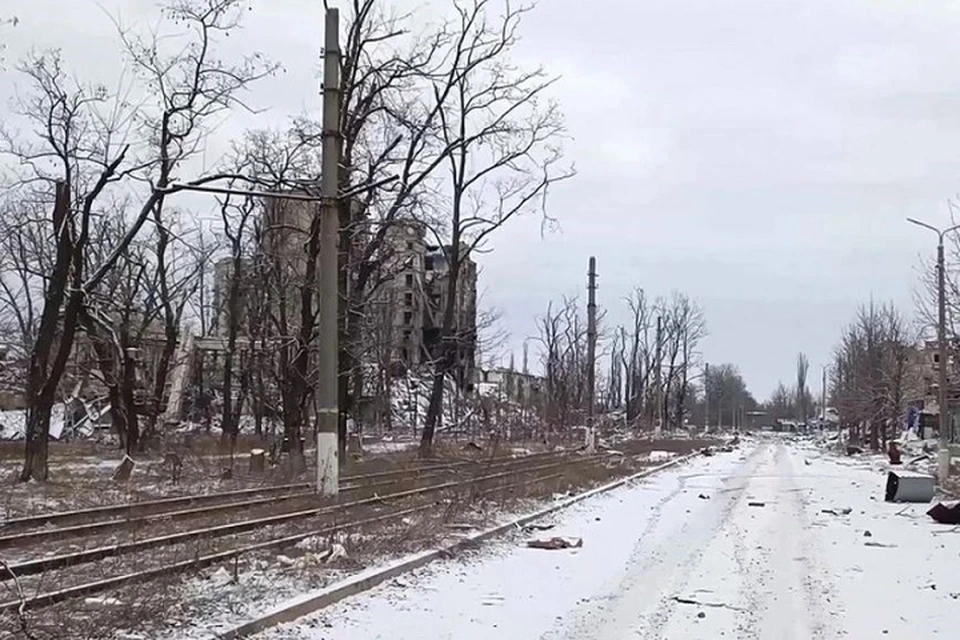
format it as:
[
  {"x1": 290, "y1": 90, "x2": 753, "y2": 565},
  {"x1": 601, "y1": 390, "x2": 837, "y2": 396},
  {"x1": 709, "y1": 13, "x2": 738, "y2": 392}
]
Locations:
[
  {"x1": 541, "y1": 441, "x2": 770, "y2": 639},
  {"x1": 721, "y1": 441, "x2": 841, "y2": 640},
  {"x1": 638, "y1": 443, "x2": 772, "y2": 639},
  {"x1": 773, "y1": 442, "x2": 843, "y2": 638}
]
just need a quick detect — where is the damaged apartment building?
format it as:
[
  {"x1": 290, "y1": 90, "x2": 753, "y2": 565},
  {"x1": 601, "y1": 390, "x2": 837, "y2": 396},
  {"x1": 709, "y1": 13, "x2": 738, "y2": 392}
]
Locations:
[
  {"x1": 372, "y1": 221, "x2": 478, "y2": 389},
  {"x1": 210, "y1": 202, "x2": 479, "y2": 391}
]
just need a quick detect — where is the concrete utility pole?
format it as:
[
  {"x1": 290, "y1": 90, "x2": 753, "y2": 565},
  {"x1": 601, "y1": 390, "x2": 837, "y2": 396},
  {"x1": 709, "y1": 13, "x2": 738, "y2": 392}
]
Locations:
[
  {"x1": 586, "y1": 257, "x2": 598, "y2": 453},
  {"x1": 821, "y1": 366, "x2": 827, "y2": 425},
  {"x1": 908, "y1": 217, "x2": 960, "y2": 483},
  {"x1": 703, "y1": 362, "x2": 710, "y2": 433},
  {"x1": 654, "y1": 316, "x2": 663, "y2": 438},
  {"x1": 317, "y1": 8, "x2": 342, "y2": 495}
]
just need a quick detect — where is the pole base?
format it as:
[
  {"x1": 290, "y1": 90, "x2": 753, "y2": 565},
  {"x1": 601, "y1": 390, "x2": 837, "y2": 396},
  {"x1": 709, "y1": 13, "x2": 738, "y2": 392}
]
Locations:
[
  {"x1": 937, "y1": 448, "x2": 951, "y2": 485},
  {"x1": 585, "y1": 428, "x2": 596, "y2": 454},
  {"x1": 316, "y1": 431, "x2": 339, "y2": 496}
]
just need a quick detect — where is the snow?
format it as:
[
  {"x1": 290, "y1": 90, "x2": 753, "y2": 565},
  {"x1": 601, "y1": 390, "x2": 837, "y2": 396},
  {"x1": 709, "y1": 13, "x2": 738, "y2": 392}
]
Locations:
[
  {"x1": 646, "y1": 449, "x2": 677, "y2": 462},
  {"x1": 258, "y1": 434, "x2": 960, "y2": 639}
]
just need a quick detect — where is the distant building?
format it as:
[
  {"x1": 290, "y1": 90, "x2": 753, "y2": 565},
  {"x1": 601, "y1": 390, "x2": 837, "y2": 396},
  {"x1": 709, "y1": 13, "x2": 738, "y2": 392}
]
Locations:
[
  {"x1": 476, "y1": 367, "x2": 544, "y2": 406},
  {"x1": 905, "y1": 340, "x2": 958, "y2": 437}
]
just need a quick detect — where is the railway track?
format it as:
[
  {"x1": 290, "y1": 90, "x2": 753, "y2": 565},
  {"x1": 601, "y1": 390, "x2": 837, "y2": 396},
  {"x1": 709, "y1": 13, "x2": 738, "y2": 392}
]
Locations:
[
  {"x1": 0, "y1": 449, "x2": 611, "y2": 613},
  {"x1": 0, "y1": 449, "x2": 573, "y2": 550}
]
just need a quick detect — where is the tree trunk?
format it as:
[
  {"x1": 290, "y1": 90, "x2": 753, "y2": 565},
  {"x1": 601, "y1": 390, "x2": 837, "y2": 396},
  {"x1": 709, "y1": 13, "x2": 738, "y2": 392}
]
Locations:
[
  {"x1": 21, "y1": 395, "x2": 53, "y2": 482},
  {"x1": 120, "y1": 348, "x2": 140, "y2": 455},
  {"x1": 19, "y1": 183, "x2": 74, "y2": 482},
  {"x1": 220, "y1": 351, "x2": 236, "y2": 447},
  {"x1": 419, "y1": 366, "x2": 446, "y2": 457}
]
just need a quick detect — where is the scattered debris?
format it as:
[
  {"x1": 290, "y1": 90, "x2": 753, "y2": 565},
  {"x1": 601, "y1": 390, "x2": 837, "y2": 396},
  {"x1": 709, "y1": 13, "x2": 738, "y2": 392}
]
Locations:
[
  {"x1": 671, "y1": 596, "x2": 747, "y2": 612},
  {"x1": 698, "y1": 493, "x2": 710, "y2": 500},
  {"x1": 885, "y1": 470, "x2": 936, "y2": 503},
  {"x1": 320, "y1": 543, "x2": 348, "y2": 563},
  {"x1": 295, "y1": 535, "x2": 326, "y2": 551},
  {"x1": 932, "y1": 526, "x2": 960, "y2": 535},
  {"x1": 887, "y1": 441, "x2": 902, "y2": 465},
  {"x1": 527, "y1": 536, "x2": 583, "y2": 550},
  {"x1": 905, "y1": 454, "x2": 930, "y2": 468},
  {"x1": 112, "y1": 455, "x2": 135, "y2": 483},
  {"x1": 822, "y1": 507, "x2": 853, "y2": 516},
  {"x1": 747, "y1": 501, "x2": 765, "y2": 507},
  {"x1": 84, "y1": 596, "x2": 123, "y2": 607},
  {"x1": 927, "y1": 501, "x2": 960, "y2": 525},
  {"x1": 864, "y1": 541, "x2": 898, "y2": 548},
  {"x1": 210, "y1": 567, "x2": 233, "y2": 585},
  {"x1": 481, "y1": 594, "x2": 506, "y2": 606}
]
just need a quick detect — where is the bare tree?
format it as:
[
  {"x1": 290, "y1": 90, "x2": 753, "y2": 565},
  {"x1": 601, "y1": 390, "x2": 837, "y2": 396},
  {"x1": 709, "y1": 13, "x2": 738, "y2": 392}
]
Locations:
[
  {"x1": 213, "y1": 194, "x2": 258, "y2": 450},
  {"x1": 414, "y1": 0, "x2": 573, "y2": 456},
  {"x1": 703, "y1": 363, "x2": 756, "y2": 428},
  {"x1": 1, "y1": 0, "x2": 276, "y2": 480},
  {"x1": 766, "y1": 382, "x2": 794, "y2": 421},
  {"x1": 620, "y1": 288, "x2": 653, "y2": 426},
  {"x1": 831, "y1": 302, "x2": 913, "y2": 450},
  {"x1": 662, "y1": 292, "x2": 707, "y2": 430},
  {"x1": 537, "y1": 297, "x2": 587, "y2": 438}
]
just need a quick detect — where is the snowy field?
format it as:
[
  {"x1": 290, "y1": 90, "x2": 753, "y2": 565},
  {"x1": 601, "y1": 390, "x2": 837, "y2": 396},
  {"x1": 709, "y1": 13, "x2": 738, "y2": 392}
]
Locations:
[{"x1": 256, "y1": 435, "x2": 959, "y2": 640}]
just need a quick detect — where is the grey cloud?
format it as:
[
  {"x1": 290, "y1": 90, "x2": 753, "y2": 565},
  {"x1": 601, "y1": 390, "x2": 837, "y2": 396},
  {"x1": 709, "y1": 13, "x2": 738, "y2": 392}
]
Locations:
[{"x1": 4, "y1": 0, "x2": 960, "y2": 398}]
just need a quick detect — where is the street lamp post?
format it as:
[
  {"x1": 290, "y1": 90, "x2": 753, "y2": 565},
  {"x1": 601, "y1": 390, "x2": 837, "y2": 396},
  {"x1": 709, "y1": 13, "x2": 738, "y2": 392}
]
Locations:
[{"x1": 907, "y1": 217, "x2": 960, "y2": 482}]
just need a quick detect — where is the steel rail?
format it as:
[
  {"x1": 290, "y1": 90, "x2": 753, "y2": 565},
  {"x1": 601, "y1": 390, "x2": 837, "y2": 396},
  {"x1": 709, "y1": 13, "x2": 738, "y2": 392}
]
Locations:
[
  {"x1": 1, "y1": 450, "x2": 568, "y2": 531},
  {"x1": 0, "y1": 469, "x2": 567, "y2": 613},
  {"x1": 0, "y1": 453, "x2": 599, "y2": 581},
  {"x1": 0, "y1": 451, "x2": 573, "y2": 549}
]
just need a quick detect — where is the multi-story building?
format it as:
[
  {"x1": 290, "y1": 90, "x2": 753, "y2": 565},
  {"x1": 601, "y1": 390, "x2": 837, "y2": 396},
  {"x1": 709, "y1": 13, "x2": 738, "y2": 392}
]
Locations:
[
  {"x1": 377, "y1": 221, "x2": 428, "y2": 365},
  {"x1": 376, "y1": 221, "x2": 478, "y2": 387},
  {"x1": 907, "y1": 340, "x2": 959, "y2": 437},
  {"x1": 210, "y1": 202, "x2": 479, "y2": 392}
]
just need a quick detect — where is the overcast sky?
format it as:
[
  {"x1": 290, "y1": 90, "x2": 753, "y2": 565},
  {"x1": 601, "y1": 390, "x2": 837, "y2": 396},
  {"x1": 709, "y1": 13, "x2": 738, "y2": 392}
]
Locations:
[{"x1": 3, "y1": 0, "x2": 960, "y2": 399}]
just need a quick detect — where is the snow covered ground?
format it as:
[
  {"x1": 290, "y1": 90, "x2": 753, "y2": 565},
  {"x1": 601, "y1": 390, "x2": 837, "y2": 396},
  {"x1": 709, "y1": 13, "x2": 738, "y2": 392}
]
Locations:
[{"x1": 257, "y1": 434, "x2": 960, "y2": 640}]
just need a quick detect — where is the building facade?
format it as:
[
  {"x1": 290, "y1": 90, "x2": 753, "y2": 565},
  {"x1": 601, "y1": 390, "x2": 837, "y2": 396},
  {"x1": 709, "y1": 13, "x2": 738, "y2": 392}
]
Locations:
[{"x1": 376, "y1": 221, "x2": 479, "y2": 386}]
